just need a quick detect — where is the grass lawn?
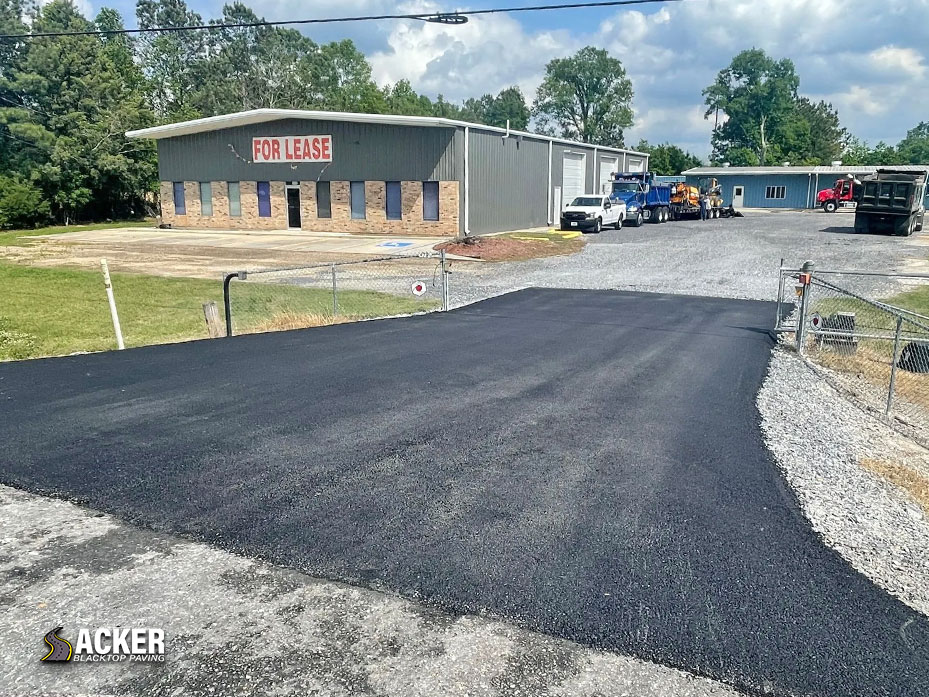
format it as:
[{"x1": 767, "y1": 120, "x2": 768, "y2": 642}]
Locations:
[
  {"x1": 0, "y1": 220, "x2": 155, "y2": 247},
  {"x1": 887, "y1": 285, "x2": 929, "y2": 317},
  {"x1": 0, "y1": 263, "x2": 437, "y2": 361}
]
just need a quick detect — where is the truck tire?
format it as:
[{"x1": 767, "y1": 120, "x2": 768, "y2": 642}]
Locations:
[
  {"x1": 593, "y1": 217, "x2": 602, "y2": 234},
  {"x1": 632, "y1": 212, "x2": 644, "y2": 227},
  {"x1": 823, "y1": 200, "x2": 837, "y2": 213}
]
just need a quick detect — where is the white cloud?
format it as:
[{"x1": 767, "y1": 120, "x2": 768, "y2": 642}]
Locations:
[{"x1": 240, "y1": 0, "x2": 929, "y2": 157}]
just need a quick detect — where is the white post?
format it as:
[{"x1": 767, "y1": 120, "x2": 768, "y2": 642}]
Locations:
[
  {"x1": 547, "y1": 139, "x2": 553, "y2": 225},
  {"x1": 463, "y1": 126, "x2": 470, "y2": 236},
  {"x1": 101, "y1": 259, "x2": 125, "y2": 350}
]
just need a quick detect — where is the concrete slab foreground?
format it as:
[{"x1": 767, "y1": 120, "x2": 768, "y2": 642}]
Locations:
[{"x1": 40, "y1": 227, "x2": 449, "y2": 257}]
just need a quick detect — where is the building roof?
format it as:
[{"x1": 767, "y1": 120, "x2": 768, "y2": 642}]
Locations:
[
  {"x1": 126, "y1": 108, "x2": 647, "y2": 156},
  {"x1": 682, "y1": 164, "x2": 929, "y2": 176}
]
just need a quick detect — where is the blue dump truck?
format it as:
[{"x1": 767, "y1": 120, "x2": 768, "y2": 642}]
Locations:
[{"x1": 608, "y1": 171, "x2": 672, "y2": 227}]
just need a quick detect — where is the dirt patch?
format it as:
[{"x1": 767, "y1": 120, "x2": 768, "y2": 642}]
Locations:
[
  {"x1": 861, "y1": 457, "x2": 929, "y2": 513},
  {"x1": 435, "y1": 234, "x2": 584, "y2": 262}
]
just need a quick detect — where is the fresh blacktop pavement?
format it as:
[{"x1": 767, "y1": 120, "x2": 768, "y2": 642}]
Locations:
[
  {"x1": 2, "y1": 210, "x2": 929, "y2": 696},
  {"x1": 1, "y1": 289, "x2": 928, "y2": 697}
]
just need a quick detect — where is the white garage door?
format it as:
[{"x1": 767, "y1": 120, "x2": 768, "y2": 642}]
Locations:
[
  {"x1": 626, "y1": 156, "x2": 645, "y2": 172},
  {"x1": 599, "y1": 156, "x2": 618, "y2": 194},
  {"x1": 562, "y1": 152, "x2": 587, "y2": 208}
]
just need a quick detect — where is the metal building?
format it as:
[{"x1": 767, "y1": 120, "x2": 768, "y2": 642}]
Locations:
[
  {"x1": 127, "y1": 109, "x2": 647, "y2": 236},
  {"x1": 682, "y1": 165, "x2": 929, "y2": 210}
]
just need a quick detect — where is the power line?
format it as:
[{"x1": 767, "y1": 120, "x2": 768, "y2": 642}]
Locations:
[{"x1": 0, "y1": 0, "x2": 683, "y2": 40}]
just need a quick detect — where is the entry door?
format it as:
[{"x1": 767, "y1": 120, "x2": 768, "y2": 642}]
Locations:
[
  {"x1": 732, "y1": 186, "x2": 744, "y2": 208},
  {"x1": 286, "y1": 187, "x2": 301, "y2": 228},
  {"x1": 562, "y1": 152, "x2": 586, "y2": 205}
]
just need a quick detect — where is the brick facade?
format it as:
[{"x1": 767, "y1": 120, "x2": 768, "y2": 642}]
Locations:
[{"x1": 159, "y1": 180, "x2": 459, "y2": 236}]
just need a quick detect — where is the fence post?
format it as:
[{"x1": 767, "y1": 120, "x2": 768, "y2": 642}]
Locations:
[
  {"x1": 223, "y1": 271, "x2": 247, "y2": 337},
  {"x1": 775, "y1": 258, "x2": 785, "y2": 329},
  {"x1": 796, "y1": 261, "x2": 815, "y2": 354},
  {"x1": 440, "y1": 249, "x2": 449, "y2": 312},
  {"x1": 331, "y1": 263, "x2": 339, "y2": 316},
  {"x1": 886, "y1": 316, "x2": 904, "y2": 416},
  {"x1": 100, "y1": 259, "x2": 125, "y2": 350}
]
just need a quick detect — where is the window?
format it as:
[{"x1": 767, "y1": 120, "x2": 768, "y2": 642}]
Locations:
[
  {"x1": 423, "y1": 181, "x2": 439, "y2": 221},
  {"x1": 350, "y1": 181, "x2": 366, "y2": 219},
  {"x1": 316, "y1": 181, "x2": 331, "y2": 218},
  {"x1": 173, "y1": 182, "x2": 186, "y2": 215},
  {"x1": 228, "y1": 182, "x2": 241, "y2": 217},
  {"x1": 765, "y1": 185, "x2": 787, "y2": 200},
  {"x1": 385, "y1": 181, "x2": 402, "y2": 220},
  {"x1": 199, "y1": 182, "x2": 212, "y2": 216},
  {"x1": 257, "y1": 181, "x2": 271, "y2": 218}
]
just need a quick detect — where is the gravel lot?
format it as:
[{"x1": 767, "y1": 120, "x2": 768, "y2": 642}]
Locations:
[
  {"x1": 449, "y1": 210, "x2": 929, "y2": 306},
  {"x1": 758, "y1": 347, "x2": 929, "y2": 618}
]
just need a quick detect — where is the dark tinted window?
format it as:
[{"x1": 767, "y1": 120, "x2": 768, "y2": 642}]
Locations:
[
  {"x1": 257, "y1": 181, "x2": 271, "y2": 217},
  {"x1": 386, "y1": 181, "x2": 402, "y2": 220},
  {"x1": 173, "y1": 182, "x2": 186, "y2": 215},
  {"x1": 316, "y1": 181, "x2": 331, "y2": 218},
  {"x1": 350, "y1": 181, "x2": 366, "y2": 219},
  {"x1": 423, "y1": 181, "x2": 439, "y2": 221}
]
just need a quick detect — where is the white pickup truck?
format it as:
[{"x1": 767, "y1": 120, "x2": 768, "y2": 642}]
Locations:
[{"x1": 559, "y1": 195, "x2": 625, "y2": 233}]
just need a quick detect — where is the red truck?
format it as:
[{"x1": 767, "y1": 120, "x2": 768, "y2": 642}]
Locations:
[{"x1": 817, "y1": 178, "x2": 855, "y2": 212}]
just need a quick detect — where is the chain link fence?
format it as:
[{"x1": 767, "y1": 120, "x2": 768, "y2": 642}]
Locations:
[
  {"x1": 224, "y1": 253, "x2": 449, "y2": 336},
  {"x1": 776, "y1": 264, "x2": 929, "y2": 443}
]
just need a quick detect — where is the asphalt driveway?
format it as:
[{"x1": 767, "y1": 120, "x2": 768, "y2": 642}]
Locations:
[{"x1": 0, "y1": 289, "x2": 927, "y2": 696}]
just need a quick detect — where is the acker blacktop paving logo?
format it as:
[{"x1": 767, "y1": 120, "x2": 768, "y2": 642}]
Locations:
[{"x1": 41, "y1": 625, "x2": 165, "y2": 663}]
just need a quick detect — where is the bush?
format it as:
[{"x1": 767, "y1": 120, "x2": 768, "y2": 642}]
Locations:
[{"x1": 0, "y1": 175, "x2": 51, "y2": 229}]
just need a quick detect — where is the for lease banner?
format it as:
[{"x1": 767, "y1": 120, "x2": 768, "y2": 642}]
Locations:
[{"x1": 252, "y1": 135, "x2": 332, "y2": 163}]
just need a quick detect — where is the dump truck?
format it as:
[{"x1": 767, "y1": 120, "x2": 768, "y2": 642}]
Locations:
[
  {"x1": 853, "y1": 168, "x2": 927, "y2": 236},
  {"x1": 669, "y1": 177, "x2": 724, "y2": 219},
  {"x1": 817, "y1": 178, "x2": 856, "y2": 213},
  {"x1": 609, "y1": 171, "x2": 671, "y2": 226}
]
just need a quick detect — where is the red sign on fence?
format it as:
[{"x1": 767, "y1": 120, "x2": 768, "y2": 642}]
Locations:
[{"x1": 252, "y1": 136, "x2": 333, "y2": 163}]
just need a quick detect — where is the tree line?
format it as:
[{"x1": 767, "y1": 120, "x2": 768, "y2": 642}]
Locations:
[
  {"x1": 704, "y1": 48, "x2": 929, "y2": 169},
  {"x1": 1, "y1": 1, "x2": 927, "y2": 228}
]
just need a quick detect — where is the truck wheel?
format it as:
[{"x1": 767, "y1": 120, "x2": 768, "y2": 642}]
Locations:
[
  {"x1": 633, "y1": 212, "x2": 644, "y2": 227},
  {"x1": 663, "y1": 207, "x2": 671, "y2": 222},
  {"x1": 823, "y1": 200, "x2": 837, "y2": 213},
  {"x1": 614, "y1": 217, "x2": 622, "y2": 230},
  {"x1": 593, "y1": 217, "x2": 602, "y2": 233}
]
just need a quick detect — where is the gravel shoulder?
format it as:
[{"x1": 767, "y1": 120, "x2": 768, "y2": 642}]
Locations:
[
  {"x1": 757, "y1": 346, "x2": 929, "y2": 617},
  {"x1": 0, "y1": 485, "x2": 742, "y2": 697}
]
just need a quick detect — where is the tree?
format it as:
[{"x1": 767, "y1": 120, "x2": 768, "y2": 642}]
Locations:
[
  {"x1": 136, "y1": 0, "x2": 205, "y2": 120},
  {"x1": 897, "y1": 122, "x2": 929, "y2": 164},
  {"x1": 704, "y1": 49, "x2": 800, "y2": 165},
  {"x1": 635, "y1": 141, "x2": 702, "y2": 175},
  {"x1": 533, "y1": 47, "x2": 634, "y2": 147},
  {"x1": 486, "y1": 87, "x2": 530, "y2": 130},
  {"x1": 2, "y1": 1, "x2": 156, "y2": 223},
  {"x1": 0, "y1": 174, "x2": 50, "y2": 228},
  {"x1": 384, "y1": 80, "x2": 433, "y2": 116}
]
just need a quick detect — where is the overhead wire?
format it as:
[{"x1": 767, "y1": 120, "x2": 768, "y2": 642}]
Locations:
[{"x1": 0, "y1": 0, "x2": 684, "y2": 40}]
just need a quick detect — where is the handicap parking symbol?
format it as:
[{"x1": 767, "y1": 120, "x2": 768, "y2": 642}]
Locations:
[{"x1": 378, "y1": 241, "x2": 414, "y2": 248}]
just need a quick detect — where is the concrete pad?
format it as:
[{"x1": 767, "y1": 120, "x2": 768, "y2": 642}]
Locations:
[{"x1": 39, "y1": 227, "x2": 450, "y2": 257}]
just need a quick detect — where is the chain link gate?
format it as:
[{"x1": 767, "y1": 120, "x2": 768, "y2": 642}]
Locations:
[{"x1": 775, "y1": 262, "x2": 929, "y2": 442}]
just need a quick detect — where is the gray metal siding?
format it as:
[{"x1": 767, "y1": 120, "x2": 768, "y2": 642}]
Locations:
[
  {"x1": 157, "y1": 119, "x2": 460, "y2": 183},
  {"x1": 686, "y1": 174, "x2": 814, "y2": 208},
  {"x1": 467, "y1": 129, "x2": 550, "y2": 234}
]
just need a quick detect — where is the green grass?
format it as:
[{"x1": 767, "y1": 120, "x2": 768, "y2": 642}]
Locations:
[
  {"x1": 887, "y1": 285, "x2": 929, "y2": 317},
  {"x1": 0, "y1": 219, "x2": 155, "y2": 247},
  {"x1": 0, "y1": 263, "x2": 438, "y2": 361}
]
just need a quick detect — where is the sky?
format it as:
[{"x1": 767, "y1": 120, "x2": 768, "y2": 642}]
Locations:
[{"x1": 81, "y1": 0, "x2": 929, "y2": 159}]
